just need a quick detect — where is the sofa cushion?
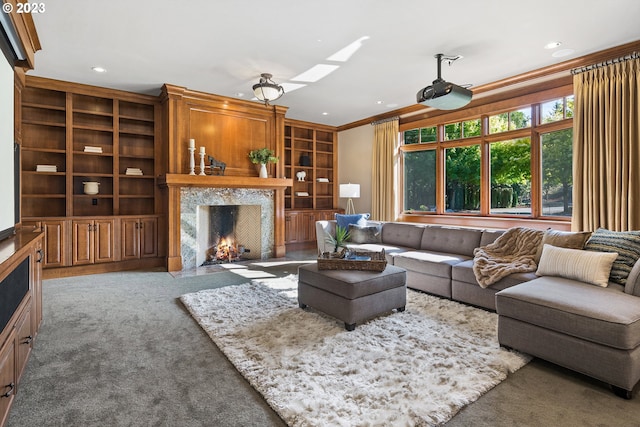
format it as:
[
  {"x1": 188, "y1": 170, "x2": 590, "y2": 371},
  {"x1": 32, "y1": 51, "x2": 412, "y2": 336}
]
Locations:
[
  {"x1": 335, "y1": 213, "x2": 370, "y2": 230},
  {"x1": 420, "y1": 226, "x2": 483, "y2": 257},
  {"x1": 381, "y1": 223, "x2": 424, "y2": 249},
  {"x1": 534, "y1": 229, "x2": 592, "y2": 263},
  {"x1": 480, "y1": 229, "x2": 504, "y2": 247},
  {"x1": 348, "y1": 223, "x2": 382, "y2": 244},
  {"x1": 496, "y1": 277, "x2": 640, "y2": 350},
  {"x1": 584, "y1": 228, "x2": 640, "y2": 285},
  {"x1": 393, "y1": 250, "x2": 470, "y2": 278},
  {"x1": 536, "y1": 244, "x2": 618, "y2": 287},
  {"x1": 452, "y1": 259, "x2": 538, "y2": 287}
]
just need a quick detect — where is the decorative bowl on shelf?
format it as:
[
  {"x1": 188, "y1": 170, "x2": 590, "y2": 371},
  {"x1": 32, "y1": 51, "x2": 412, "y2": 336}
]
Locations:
[{"x1": 83, "y1": 181, "x2": 100, "y2": 195}]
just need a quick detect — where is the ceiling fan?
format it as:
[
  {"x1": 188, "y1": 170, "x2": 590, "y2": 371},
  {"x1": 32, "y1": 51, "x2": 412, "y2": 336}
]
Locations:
[{"x1": 416, "y1": 53, "x2": 473, "y2": 110}]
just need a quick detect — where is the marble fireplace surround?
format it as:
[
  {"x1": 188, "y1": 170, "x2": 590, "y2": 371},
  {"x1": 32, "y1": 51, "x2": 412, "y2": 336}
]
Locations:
[
  {"x1": 180, "y1": 187, "x2": 273, "y2": 269},
  {"x1": 160, "y1": 174, "x2": 292, "y2": 272}
]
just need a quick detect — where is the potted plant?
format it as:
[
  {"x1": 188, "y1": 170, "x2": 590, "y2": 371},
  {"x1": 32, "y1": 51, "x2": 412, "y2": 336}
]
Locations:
[
  {"x1": 325, "y1": 225, "x2": 351, "y2": 255},
  {"x1": 248, "y1": 147, "x2": 279, "y2": 178}
]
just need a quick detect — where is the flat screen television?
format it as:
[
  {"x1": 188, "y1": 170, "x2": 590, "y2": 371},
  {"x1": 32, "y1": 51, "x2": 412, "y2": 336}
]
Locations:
[{"x1": 0, "y1": 16, "x2": 19, "y2": 242}]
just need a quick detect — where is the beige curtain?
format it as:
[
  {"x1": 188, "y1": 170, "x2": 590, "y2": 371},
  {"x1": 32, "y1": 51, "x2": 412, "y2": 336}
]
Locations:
[
  {"x1": 371, "y1": 119, "x2": 399, "y2": 221},
  {"x1": 572, "y1": 57, "x2": 640, "y2": 231}
]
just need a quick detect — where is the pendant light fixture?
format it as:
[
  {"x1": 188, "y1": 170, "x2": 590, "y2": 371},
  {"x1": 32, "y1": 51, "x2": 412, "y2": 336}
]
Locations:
[{"x1": 252, "y1": 73, "x2": 284, "y2": 105}]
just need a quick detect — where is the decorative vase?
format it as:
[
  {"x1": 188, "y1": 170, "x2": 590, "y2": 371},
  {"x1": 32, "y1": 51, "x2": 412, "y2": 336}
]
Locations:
[{"x1": 259, "y1": 163, "x2": 268, "y2": 178}]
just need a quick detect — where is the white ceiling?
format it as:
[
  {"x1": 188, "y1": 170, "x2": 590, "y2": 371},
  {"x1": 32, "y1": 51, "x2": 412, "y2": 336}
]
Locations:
[{"x1": 28, "y1": 0, "x2": 640, "y2": 127}]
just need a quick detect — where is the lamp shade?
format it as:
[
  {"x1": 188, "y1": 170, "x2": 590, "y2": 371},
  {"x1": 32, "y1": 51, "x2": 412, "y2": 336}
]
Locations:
[{"x1": 339, "y1": 183, "x2": 360, "y2": 198}]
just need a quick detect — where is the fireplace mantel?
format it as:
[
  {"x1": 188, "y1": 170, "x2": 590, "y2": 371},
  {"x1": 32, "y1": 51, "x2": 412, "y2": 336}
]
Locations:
[{"x1": 160, "y1": 174, "x2": 292, "y2": 189}]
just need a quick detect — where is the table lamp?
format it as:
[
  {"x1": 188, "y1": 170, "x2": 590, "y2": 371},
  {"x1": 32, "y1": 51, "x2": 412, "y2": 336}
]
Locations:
[{"x1": 339, "y1": 183, "x2": 360, "y2": 215}]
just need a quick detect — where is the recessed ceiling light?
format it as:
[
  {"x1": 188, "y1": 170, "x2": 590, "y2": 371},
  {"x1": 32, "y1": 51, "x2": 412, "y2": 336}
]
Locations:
[
  {"x1": 91, "y1": 66, "x2": 107, "y2": 73},
  {"x1": 552, "y1": 48, "x2": 575, "y2": 58},
  {"x1": 376, "y1": 100, "x2": 383, "y2": 105},
  {"x1": 235, "y1": 92, "x2": 245, "y2": 97},
  {"x1": 322, "y1": 112, "x2": 329, "y2": 116},
  {"x1": 544, "y1": 41, "x2": 562, "y2": 49}
]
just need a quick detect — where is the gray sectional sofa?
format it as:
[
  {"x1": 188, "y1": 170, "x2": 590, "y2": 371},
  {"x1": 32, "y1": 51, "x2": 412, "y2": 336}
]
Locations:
[{"x1": 315, "y1": 220, "x2": 640, "y2": 398}]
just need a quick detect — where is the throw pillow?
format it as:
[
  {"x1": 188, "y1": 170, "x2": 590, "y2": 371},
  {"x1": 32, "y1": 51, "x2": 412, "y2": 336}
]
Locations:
[
  {"x1": 335, "y1": 213, "x2": 370, "y2": 230},
  {"x1": 534, "y1": 229, "x2": 592, "y2": 263},
  {"x1": 584, "y1": 228, "x2": 640, "y2": 285},
  {"x1": 536, "y1": 244, "x2": 618, "y2": 287},
  {"x1": 348, "y1": 223, "x2": 382, "y2": 244}
]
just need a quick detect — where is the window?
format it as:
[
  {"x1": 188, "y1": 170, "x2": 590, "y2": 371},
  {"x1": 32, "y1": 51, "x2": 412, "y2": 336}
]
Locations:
[
  {"x1": 541, "y1": 95, "x2": 574, "y2": 123},
  {"x1": 541, "y1": 128, "x2": 573, "y2": 217},
  {"x1": 490, "y1": 138, "x2": 531, "y2": 215},
  {"x1": 489, "y1": 108, "x2": 531, "y2": 133},
  {"x1": 444, "y1": 119, "x2": 481, "y2": 140},
  {"x1": 445, "y1": 145, "x2": 480, "y2": 213},
  {"x1": 403, "y1": 150, "x2": 436, "y2": 212},
  {"x1": 400, "y1": 90, "x2": 573, "y2": 222},
  {"x1": 404, "y1": 126, "x2": 436, "y2": 144}
]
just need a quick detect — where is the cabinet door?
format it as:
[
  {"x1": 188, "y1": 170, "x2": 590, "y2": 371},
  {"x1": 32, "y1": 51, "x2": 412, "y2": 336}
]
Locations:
[
  {"x1": 0, "y1": 338, "x2": 15, "y2": 427},
  {"x1": 300, "y1": 212, "x2": 316, "y2": 242},
  {"x1": 139, "y1": 217, "x2": 158, "y2": 258},
  {"x1": 120, "y1": 218, "x2": 140, "y2": 261},
  {"x1": 14, "y1": 305, "x2": 33, "y2": 384},
  {"x1": 72, "y1": 219, "x2": 94, "y2": 265},
  {"x1": 94, "y1": 219, "x2": 115, "y2": 263},
  {"x1": 42, "y1": 220, "x2": 66, "y2": 268},
  {"x1": 284, "y1": 212, "x2": 299, "y2": 244}
]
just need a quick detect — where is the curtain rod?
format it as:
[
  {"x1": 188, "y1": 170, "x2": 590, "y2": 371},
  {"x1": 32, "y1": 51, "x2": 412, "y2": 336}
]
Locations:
[
  {"x1": 371, "y1": 116, "x2": 399, "y2": 126},
  {"x1": 571, "y1": 52, "x2": 640, "y2": 75}
]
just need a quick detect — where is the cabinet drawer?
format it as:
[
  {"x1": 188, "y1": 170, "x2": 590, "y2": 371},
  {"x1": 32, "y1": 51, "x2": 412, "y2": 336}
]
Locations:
[
  {"x1": 14, "y1": 305, "x2": 33, "y2": 384},
  {"x1": 0, "y1": 338, "x2": 16, "y2": 427}
]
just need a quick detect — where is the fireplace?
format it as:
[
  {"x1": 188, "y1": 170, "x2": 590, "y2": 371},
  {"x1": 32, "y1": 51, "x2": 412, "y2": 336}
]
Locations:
[
  {"x1": 180, "y1": 187, "x2": 274, "y2": 269},
  {"x1": 196, "y1": 205, "x2": 261, "y2": 265}
]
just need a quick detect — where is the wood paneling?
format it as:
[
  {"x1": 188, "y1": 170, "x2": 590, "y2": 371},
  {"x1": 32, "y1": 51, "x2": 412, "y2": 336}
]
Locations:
[{"x1": 160, "y1": 86, "x2": 290, "y2": 270}]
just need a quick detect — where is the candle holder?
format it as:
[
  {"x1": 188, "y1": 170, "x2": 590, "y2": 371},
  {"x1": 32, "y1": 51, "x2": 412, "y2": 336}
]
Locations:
[
  {"x1": 199, "y1": 151, "x2": 206, "y2": 176},
  {"x1": 188, "y1": 146, "x2": 196, "y2": 175}
]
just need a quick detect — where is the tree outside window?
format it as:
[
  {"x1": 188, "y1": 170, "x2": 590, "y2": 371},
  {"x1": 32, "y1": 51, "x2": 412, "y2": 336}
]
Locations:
[
  {"x1": 403, "y1": 150, "x2": 436, "y2": 212},
  {"x1": 445, "y1": 145, "x2": 480, "y2": 213},
  {"x1": 541, "y1": 128, "x2": 573, "y2": 216},
  {"x1": 490, "y1": 138, "x2": 532, "y2": 215}
]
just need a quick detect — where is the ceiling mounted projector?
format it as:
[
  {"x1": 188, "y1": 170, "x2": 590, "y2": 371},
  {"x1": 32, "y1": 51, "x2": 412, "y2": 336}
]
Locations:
[{"x1": 416, "y1": 53, "x2": 472, "y2": 110}]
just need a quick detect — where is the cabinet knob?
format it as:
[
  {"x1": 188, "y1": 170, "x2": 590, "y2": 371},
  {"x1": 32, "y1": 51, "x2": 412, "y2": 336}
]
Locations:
[
  {"x1": 23, "y1": 335, "x2": 33, "y2": 345},
  {"x1": 1, "y1": 383, "x2": 15, "y2": 398},
  {"x1": 37, "y1": 249, "x2": 44, "y2": 263}
]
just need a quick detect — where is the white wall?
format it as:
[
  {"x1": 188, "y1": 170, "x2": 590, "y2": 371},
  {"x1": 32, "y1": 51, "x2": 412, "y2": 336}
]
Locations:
[{"x1": 337, "y1": 125, "x2": 374, "y2": 214}]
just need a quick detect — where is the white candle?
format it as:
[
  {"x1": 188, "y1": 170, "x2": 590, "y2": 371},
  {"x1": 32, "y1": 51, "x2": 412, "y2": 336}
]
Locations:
[
  {"x1": 189, "y1": 139, "x2": 195, "y2": 149},
  {"x1": 200, "y1": 146, "x2": 205, "y2": 154}
]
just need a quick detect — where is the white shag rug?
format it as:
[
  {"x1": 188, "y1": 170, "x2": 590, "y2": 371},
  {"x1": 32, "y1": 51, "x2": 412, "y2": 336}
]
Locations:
[{"x1": 180, "y1": 275, "x2": 530, "y2": 427}]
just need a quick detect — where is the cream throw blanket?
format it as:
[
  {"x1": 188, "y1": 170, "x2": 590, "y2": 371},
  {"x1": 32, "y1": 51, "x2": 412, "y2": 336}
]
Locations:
[{"x1": 473, "y1": 227, "x2": 544, "y2": 288}]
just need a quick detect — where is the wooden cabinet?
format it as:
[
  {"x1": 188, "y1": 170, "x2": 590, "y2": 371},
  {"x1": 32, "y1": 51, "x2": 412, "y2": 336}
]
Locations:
[
  {"x1": 0, "y1": 231, "x2": 43, "y2": 426},
  {"x1": 285, "y1": 209, "x2": 341, "y2": 246},
  {"x1": 71, "y1": 219, "x2": 115, "y2": 265},
  {"x1": 284, "y1": 121, "x2": 337, "y2": 210},
  {"x1": 22, "y1": 220, "x2": 66, "y2": 269},
  {"x1": 121, "y1": 217, "x2": 158, "y2": 260}
]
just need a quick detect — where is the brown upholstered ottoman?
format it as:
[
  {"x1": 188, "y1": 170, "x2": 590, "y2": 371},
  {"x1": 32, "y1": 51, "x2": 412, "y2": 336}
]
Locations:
[{"x1": 298, "y1": 263, "x2": 407, "y2": 331}]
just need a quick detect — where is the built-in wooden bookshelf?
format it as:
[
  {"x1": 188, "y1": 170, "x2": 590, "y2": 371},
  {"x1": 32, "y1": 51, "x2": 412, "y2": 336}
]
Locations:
[
  {"x1": 20, "y1": 77, "x2": 163, "y2": 276},
  {"x1": 284, "y1": 120, "x2": 338, "y2": 210}
]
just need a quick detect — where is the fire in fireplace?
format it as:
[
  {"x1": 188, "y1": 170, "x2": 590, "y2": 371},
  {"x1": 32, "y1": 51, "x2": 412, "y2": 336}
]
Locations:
[{"x1": 198, "y1": 204, "x2": 259, "y2": 266}]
